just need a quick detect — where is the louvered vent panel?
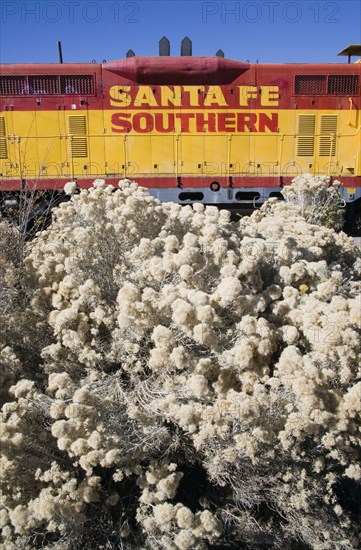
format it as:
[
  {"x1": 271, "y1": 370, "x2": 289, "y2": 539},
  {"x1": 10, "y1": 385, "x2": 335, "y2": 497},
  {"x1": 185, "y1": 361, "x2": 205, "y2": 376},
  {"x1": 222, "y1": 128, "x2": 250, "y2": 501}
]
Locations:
[
  {"x1": 67, "y1": 116, "x2": 88, "y2": 158},
  {"x1": 328, "y1": 75, "x2": 359, "y2": 95},
  {"x1": 68, "y1": 116, "x2": 87, "y2": 134},
  {"x1": 295, "y1": 75, "x2": 326, "y2": 95},
  {"x1": 0, "y1": 76, "x2": 26, "y2": 95},
  {"x1": 298, "y1": 115, "x2": 316, "y2": 134},
  {"x1": 28, "y1": 75, "x2": 59, "y2": 94},
  {"x1": 0, "y1": 117, "x2": 7, "y2": 159},
  {"x1": 319, "y1": 115, "x2": 337, "y2": 156},
  {"x1": 296, "y1": 115, "x2": 315, "y2": 156},
  {"x1": 61, "y1": 75, "x2": 94, "y2": 94}
]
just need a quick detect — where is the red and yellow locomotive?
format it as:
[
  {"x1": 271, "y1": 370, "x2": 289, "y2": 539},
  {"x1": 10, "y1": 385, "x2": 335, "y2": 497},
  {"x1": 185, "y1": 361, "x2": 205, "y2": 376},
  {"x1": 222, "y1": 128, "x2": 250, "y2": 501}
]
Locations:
[{"x1": 0, "y1": 40, "x2": 360, "y2": 227}]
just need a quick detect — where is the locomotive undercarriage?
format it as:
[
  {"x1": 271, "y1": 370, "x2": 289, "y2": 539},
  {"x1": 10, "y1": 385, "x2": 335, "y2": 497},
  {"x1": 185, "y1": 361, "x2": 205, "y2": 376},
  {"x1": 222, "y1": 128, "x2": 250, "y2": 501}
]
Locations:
[
  {"x1": 0, "y1": 189, "x2": 70, "y2": 238},
  {"x1": 1, "y1": 183, "x2": 360, "y2": 237}
]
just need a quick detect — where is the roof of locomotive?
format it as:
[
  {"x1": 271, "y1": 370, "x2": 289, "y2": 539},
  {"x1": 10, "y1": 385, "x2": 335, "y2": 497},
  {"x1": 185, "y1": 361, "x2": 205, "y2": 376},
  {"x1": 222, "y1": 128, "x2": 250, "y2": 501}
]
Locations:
[
  {"x1": 1, "y1": 47, "x2": 360, "y2": 87},
  {"x1": 1, "y1": 56, "x2": 360, "y2": 71}
]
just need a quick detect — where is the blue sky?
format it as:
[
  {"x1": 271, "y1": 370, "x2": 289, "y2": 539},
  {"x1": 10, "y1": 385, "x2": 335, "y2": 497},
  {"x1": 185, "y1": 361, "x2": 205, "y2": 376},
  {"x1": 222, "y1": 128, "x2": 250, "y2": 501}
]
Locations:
[{"x1": 0, "y1": 0, "x2": 360, "y2": 65}]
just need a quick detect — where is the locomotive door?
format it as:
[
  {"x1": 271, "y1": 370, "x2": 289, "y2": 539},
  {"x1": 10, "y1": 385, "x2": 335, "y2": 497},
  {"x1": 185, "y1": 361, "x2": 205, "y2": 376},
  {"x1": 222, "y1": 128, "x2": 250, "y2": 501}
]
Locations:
[
  {"x1": 178, "y1": 132, "x2": 205, "y2": 179},
  {"x1": 126, "y1": 132, "x2": 151, "y2": 179},
  {"x1": 178, "y1": 133, "x2": 229, "y2": 182},
  {"x1": 0, "y1": 105, "x2": 41, "y2": 181},
  {"x1": 21, "y1": 108, "x2": 42, "y2": 182},
  {"x1": 203, "y1": 133, "x2": 228, "y2": 181},
  {"x1": 104, "y1": 134, "x2": 127, "y2": 179},
  {"x1": 35, "y1": 108, "x2": 68, "y2": 180},
  {"x1": 150, "y1": 134, "x2": 175, "y2": 177},
  {"x1": 0, "y1": 113, "x2": 19, "y2": 179}
]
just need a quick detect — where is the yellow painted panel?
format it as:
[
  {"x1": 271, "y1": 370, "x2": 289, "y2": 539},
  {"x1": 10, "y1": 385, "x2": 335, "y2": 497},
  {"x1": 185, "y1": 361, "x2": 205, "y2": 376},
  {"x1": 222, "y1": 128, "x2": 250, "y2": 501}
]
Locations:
[
  {"x1": 203, "y1": 134, "x2": 228, "y2": 178},
  {"x1": 2, "y1": 108, "x2": 360, "y2": 181},
  {"x1": 0, "y1": 113, "x2": 19, "y2": 178},
  {"x1": 103, "y1": 134, "x2": 126, "y2": 178},
  {"x1": 150, "y1": 135, "x2": 175, "y2": 175},
  {"x1": 179, "y1": 134, "x2": 204, "y2": 175},
  {"x1": 34, "y1": 111, "x2": 66, "y2": 178},
  {"x1": 355, "y1": 151, "x2": 361, "y2": 176},
  {"x1": 229, "y1": 134, "x2": 254, "y2": 175},
  {"x1": 126, "y1": 134, "x2": 152, "y2": 176},
  {"x1": 87, "y1": 109, "x2": 105, "y2": 178}
]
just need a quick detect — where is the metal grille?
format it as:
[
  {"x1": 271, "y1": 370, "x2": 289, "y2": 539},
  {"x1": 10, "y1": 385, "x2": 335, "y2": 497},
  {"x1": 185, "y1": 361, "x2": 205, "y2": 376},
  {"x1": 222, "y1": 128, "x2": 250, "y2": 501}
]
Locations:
[
  {"x1": 28, "y1": 75, "x2": 59, "y2": 94},
  {"x1": 67, "y1": 115, "x2": 88, "y2": 158},
  {"x1": 295, "y1": 74, "x2": 359, "y2": 96},
  {"x1": 0, "y1": 74, "x2": 95, "y2": 95},
  {"x1": 0, "y1": 116, "x2": 7, "y2": 159},
  {"x1": 61, "y1": 75, "x2": 94, "y2": 95},
  {"x1": 319, "y1": 115, "x2": 337, "y2": 156},
  {"x1": 295, "y1": 75, "x2": 327, "y2": 95},
  {"x1": 0, "y1": 76, "x2": 26, "y2": 95},
  {"x1": 328, "y1": 75, "x2": 359, "y2": 95},
  {"x1": 296, "y1": 115, "x2": 315, "y2": 156}
]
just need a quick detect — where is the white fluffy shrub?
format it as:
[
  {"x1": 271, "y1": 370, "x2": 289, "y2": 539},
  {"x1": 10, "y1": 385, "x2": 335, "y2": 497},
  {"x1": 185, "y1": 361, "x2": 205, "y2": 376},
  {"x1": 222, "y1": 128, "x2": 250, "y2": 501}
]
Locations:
[
  {"x1": 281, "y1": 173, "x2": 345, "y2": 230},
  {"x1": 0, "y1": 177, "x2": 360, "y2": 550}
]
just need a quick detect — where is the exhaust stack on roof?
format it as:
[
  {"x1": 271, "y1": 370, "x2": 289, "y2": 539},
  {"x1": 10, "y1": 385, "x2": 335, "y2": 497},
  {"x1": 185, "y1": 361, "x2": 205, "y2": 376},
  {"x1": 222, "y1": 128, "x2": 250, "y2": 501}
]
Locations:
[
  {"x1": 124, "y1": 38, "x2": 226, "y2": 60},
  {"x1": 181, "y1": 37, "x2": 192, "y2": 56},
  {"x1": 159, "y1": 36, "x2": 170, "y2": 56},
  {"x1": 58, "y1": 41, "x2": 63, "y2": 63}
]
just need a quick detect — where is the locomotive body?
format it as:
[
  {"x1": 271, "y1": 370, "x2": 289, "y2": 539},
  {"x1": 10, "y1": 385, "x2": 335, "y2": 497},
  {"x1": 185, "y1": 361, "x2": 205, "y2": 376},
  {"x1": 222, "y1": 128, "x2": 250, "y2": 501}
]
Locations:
[{"x1": 1, "y1": 47, "x2": 361, "y2": 224}]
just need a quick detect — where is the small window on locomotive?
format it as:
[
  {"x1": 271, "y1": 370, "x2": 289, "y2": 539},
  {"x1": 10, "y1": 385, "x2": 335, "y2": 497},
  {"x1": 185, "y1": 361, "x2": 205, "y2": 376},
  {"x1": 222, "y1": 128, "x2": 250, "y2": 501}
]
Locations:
[
  {"x1": 28, "y1": 75, "x2": 59, "y2": 95},
  {"x1": 0, "y1": 76, "x2": 26, "y2": 95},
  {"x1": 60, "y1": 75, "x2": 94, "y2": 95},
  {"x1": 328, "y1": 75, "x2": 359, "y2": 95},
  {"x1": 295, "y1": 75, "x2": 327, "y2": 95}
]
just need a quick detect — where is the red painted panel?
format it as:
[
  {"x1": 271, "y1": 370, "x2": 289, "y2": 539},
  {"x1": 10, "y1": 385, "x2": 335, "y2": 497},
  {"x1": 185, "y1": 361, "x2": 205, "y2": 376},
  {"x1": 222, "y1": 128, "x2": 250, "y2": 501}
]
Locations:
[
  {"x1": 1, "y1": 175, "x2": 360, "y2": 192},
  {"x1": 1, "y1": 59, "x2": 360, "y2": 111}
]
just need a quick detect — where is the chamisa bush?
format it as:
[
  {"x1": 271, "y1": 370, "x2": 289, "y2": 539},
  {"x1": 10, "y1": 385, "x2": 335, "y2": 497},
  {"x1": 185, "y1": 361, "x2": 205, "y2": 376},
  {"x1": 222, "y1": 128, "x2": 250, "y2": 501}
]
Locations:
[
  {"x1": 1, "y1": 177, "x2": 360, "y2": 550},
  {"x1": 281, "y1": 173, "x2": 345, "y2": 230}
]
